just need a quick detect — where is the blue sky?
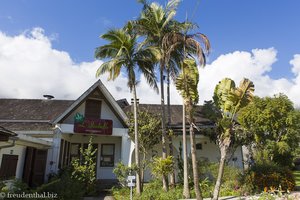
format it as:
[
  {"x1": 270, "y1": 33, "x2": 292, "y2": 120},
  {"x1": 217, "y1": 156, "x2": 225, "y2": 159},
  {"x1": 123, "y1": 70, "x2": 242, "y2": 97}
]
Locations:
[
  {"x1": 1, "y1": 0, "x2": 299, "y2": 78},
  {"x1": 0, "y1": 0, "x2": 300, "y2": 105}
]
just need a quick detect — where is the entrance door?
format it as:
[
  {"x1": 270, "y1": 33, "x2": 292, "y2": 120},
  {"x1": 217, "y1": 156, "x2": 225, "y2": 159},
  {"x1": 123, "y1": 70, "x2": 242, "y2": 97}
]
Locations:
[
  {"x1": 0, "y1": 154, "x2": 18, "y2": 179},
  {"x1": 31, "y1": 149, "x2": 47, "y2": 187},
  {"x1": 22, "y1": 147, "x2": 47, "y2": 187},
  {"x1": 23, "y1": 147, "x2": 35, "y2": 184}
]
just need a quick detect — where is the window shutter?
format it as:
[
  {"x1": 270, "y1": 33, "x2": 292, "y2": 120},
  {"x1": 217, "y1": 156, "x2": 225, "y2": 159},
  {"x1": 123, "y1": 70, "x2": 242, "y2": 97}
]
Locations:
[{"x1": 85, "y1": 99, "x2": 101, "y2": 119}]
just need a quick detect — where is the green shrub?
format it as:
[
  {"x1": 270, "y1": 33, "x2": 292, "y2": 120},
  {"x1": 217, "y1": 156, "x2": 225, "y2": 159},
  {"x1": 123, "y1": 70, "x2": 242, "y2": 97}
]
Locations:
[
  {"x1": 0, "y1": 179, "x2": 30, "y2": 195},
  {"x1": 150, "y1": 156, "x2": 174, "y2": 179},
  {"x1": 71, "y1": 137, "x2": 97, "y2": 195},
  {"x1": 35, "y1": 169, "x2": 85, "y2": 200},
  {"x1": 112, "y1": 162, "x2": 243, "y2": 199},
  {"x1": 113, "y1": 162, "x2": 137, "y2": 187},
  {"x1": 112, "y1": 179, "x2": 184, "y2": 200},
  {"x1": 240, "y1": 163, "x2": 295, "y2": 194},
  {"x1": 199, "y1": 162, "x2": 242, "y2": 197}
]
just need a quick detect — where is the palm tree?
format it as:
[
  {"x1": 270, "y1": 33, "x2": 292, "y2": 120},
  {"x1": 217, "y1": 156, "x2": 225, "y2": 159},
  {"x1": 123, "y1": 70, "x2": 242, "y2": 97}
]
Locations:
[
  {"x1": 211, "y1": 78, "x2": 254, "y2": 200},
  {"x1": 95, "y1": 27, "x2": 159, "y2": 195},
  {"x1": 163, "y1": 29, "x2": 210, "y2": 199},
  {"x1": 133, "y1": 0, "x2": 183, "y2": 191}
]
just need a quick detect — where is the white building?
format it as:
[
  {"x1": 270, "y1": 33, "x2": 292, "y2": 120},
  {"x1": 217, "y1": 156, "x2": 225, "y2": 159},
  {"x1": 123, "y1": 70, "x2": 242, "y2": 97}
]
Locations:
[{"x1": 0, "y1": 80, "x2": 244, "y2": 185}]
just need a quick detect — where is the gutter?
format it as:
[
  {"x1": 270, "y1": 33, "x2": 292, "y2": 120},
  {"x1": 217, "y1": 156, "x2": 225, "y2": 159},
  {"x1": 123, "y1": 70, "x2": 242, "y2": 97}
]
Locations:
[{"x1": 0, "y1": 136, "x2": 18, "y2": 149}]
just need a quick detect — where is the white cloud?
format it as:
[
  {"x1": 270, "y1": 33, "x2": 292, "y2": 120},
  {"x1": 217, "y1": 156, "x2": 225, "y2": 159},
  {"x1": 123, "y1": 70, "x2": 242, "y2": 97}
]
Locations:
[
  {"x1": 0, "y1": 28, "x2": 99, "y2": 99},
  {"x1": 198, "y1": 48, "x2": 300, "y2": 107},
  {"x1": 0, "y1": 28, "x2": 300, "y2": 107}
]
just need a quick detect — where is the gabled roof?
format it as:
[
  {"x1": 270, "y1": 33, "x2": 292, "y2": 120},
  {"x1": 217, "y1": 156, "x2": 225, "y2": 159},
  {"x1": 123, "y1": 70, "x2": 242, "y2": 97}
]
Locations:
[
  {"x1": 0, "y1": 99, "x2": 73, "y2": 121},
  {"x1": 0, "y1": 99, "x2": 73, "y2": 131},
  {"x1": 123, "y1": 104, "x2": 212, "y2": 126},
  {"x1": 123, "y1": 104, "x2": 214, "y2": 134},
  {"x1": 52, "y1": 79, "x2": 128, "y2": 127}
]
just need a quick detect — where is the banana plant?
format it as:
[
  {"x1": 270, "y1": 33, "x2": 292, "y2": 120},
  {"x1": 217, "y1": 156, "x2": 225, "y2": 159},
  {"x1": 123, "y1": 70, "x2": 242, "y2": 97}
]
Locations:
[
  {"x1": 211, "y1": 78, "x2": 254, "y2": 200},
  {"x1": 176, "y1": 58, "x2": 203, "y2": 200}
]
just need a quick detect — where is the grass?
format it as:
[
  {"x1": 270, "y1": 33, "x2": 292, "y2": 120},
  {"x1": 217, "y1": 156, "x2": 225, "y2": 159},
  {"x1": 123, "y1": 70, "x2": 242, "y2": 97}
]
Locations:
[{"x1": 293, "y1": 170, "x2": 300, "y2": 186}]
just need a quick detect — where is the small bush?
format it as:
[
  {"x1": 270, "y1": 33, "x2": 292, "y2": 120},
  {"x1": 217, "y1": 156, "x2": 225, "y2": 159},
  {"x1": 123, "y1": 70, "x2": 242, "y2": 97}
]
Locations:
[
  {"x1": 199, "y1": 162, "x2": 242, "y2": 197},
  {"x1": 240, "y1": 163, "x2": 295, "y2": 194},
  {"x1": 113, "y1": 162, "x2": 137, "y2": 187},
  {"x1": 111, "y1": 186, "x2": 130, "y2": 199},
  {"x1": 150, "y1": 156, "x2": 174, "y2": 179},
  {"x1": 112, "y1": 179, "x2": 184, "y2": 200},
  {"x1": 71, "y1": 137, "x2": 97, "y2": 195},
  {"x1": 35, "y1": 169, "x2": 85, "y2": 200},
  {"x1": 0, "y1": 179, "x2": 30, "y2": 194}
]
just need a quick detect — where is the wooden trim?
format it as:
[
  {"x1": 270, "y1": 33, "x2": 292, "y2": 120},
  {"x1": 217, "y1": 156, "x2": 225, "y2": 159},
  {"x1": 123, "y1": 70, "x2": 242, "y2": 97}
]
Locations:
[
  {"x1": 58, "y1": 139, "x2": 64, "y2": 169},
  {"x1": 23, "y1": 147, "x2": 35, "y2": 185},
  {"x1": 66, "y1": 141, "x2": 70, "y2": 165}
]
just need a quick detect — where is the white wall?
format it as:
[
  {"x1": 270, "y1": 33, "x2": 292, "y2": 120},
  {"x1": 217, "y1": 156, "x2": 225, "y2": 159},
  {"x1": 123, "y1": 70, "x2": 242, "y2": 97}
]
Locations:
[
  {"x1": 135, "y1": 135, "x2": 244, "y2": 182},
  {"x1": 173, "y1": 136, "x2": 244, "y2": 169},
  {"x1": 101, "y1": 100, "x2": 123, "y2": 128},
  {"x1": 62, "y1": 103, "x2": 85, "y2": 124},
  {"x1": 0, "y1": 143, "x2": 26, "y2": 179}
]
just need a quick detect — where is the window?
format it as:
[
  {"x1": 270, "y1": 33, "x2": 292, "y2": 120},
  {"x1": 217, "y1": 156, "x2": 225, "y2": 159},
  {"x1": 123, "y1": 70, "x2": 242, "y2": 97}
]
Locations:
[
  {"x1": 100, "y1": 144, "x2": 115, "y2": 167},
  {"x1": 196, "y1": 143, "x2": 202, "y2": 150},
  {"x1": 85, "y1": 99, "x2": 101, "y2": 119},
  {"x1": 70, "y1": 143, "x2": 81, "y2": 161},
  {"x1": 0, "y1": 155, "x2": 18, "y2": 179}
]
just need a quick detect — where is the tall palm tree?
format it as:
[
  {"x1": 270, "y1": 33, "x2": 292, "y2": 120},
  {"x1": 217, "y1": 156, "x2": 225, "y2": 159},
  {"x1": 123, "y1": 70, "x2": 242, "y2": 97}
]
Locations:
[
  {"x1": 133, "y1": 0, "x2": 183, "y2": 191},
  {"x1": 211, "y1": 78, "x2": 254, "y2": 200},
  {"x1": 163, "y1": 29, "x2": 210, "y2": 199},
  {"x1": 95, "y1": 28, "x2": 159, "y2": 195}
]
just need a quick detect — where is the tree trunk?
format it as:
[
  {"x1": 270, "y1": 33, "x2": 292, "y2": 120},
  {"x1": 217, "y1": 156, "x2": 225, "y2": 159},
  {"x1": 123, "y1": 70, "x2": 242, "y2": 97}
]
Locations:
[
  {"x1": 188, "y1": 102, "x2": 202, "y2": 200},
  {"x1": 167, "y1": 68, "x2": 175, "y2": 187},
  {"x1": 212, "y1": 136, "x2": 231, "y2": 200},
  {"x1": 160, "y1": 66, "x2": 168, "y2": 191},
  {"x1": 182, "y1": 102, "x2": 190, "y2": 198},
  {"x1": 141, "y1": 151, "x2": 146, "y2": 191},
  {"x1": 133, "y1": 85, "x2": 141, "y2": 195}
]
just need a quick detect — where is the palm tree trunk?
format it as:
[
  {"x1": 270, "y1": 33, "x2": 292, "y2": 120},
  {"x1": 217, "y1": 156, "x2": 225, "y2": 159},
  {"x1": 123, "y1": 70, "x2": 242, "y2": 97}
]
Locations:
[
  {"x1": 160, "y1": 66, "x2": 168, "y2": 191},
  {"x1": 212, "y1": 136, "x2": 231, "y2": 200},
  {"x1": 167, "y1": 68, "x2": 175, "y2": 187},
  {"x1": 188, "y1": 102, "x2": 202, "y2": 200},
  {"x1": 133, "y1": 85, "x2": 141, "y2": 195},
  {"x1": 141, "y1": 151, "x2": 146, "y2": 191},
  {"x1": 182, "y1": 102, "x2": 190, "y2": 198}
]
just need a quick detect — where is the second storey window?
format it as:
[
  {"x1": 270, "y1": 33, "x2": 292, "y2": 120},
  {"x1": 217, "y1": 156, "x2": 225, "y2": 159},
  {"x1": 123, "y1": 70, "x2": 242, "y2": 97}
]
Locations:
[{"x1": 85, "y1": 99, "x2": 101, "y2": 119}]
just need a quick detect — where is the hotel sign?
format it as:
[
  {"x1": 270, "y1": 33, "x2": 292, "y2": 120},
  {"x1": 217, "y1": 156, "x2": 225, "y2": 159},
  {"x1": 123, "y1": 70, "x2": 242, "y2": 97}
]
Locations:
[{"x1": 74, "y1": 113, "x2": 113, "y2": 135}]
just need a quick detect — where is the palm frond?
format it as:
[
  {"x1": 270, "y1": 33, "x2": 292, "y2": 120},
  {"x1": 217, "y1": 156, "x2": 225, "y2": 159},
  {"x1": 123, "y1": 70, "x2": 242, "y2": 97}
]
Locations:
[
  {"x1": 194, "y1": 33, "x2": 211, "y2": 54},
  {"x1": 94, "y1": 44, "x2": 119, "y2": 59},
  {"x1": 95, "y1": 61, "x2": 111, "y2": 78}
]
